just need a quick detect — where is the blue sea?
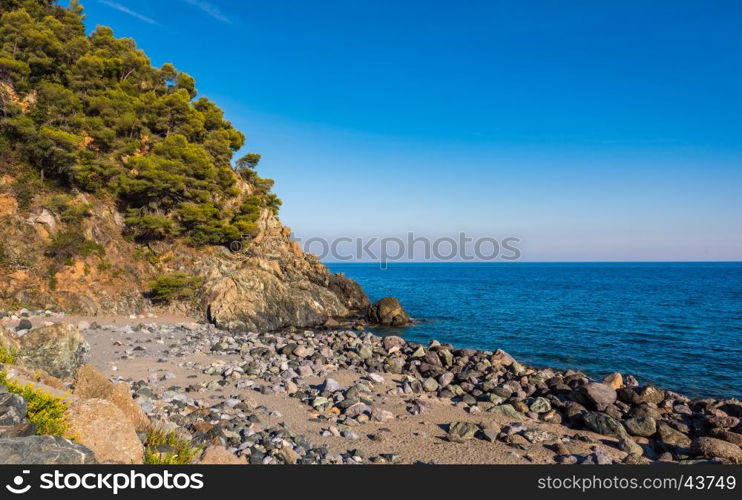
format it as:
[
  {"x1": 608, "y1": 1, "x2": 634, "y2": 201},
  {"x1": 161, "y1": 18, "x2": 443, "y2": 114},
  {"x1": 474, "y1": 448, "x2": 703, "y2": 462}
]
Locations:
[{"x1": 328, "y1": 262, "x2": 742, "y2": 400}]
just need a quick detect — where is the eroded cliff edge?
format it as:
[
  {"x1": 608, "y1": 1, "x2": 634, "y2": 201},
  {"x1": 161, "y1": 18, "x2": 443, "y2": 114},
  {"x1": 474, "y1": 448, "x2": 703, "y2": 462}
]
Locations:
[{"x1": 0, "y1": 181, "x2": 369, "y2": 331}]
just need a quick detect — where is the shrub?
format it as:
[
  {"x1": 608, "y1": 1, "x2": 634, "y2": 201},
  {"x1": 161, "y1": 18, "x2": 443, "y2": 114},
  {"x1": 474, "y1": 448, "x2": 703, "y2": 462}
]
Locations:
[
  {"x1": 45, "y1": 195, "x2": 92, "y2": 224},
  {"x1": 143, "y1": 429, "x2": 202, "y2": 465},
  {"x1": 0, "y1": 370, "x2": 70, "y2": 437},
  {"x1": 45, "y1": 231, "x2": 105, "y2": 265},
  {"x1": 148, "y1": 272, "x2": 205, "y2": 303},
  {"x1": 0, "y1": 345, "x2": 17, "y2": 364}
]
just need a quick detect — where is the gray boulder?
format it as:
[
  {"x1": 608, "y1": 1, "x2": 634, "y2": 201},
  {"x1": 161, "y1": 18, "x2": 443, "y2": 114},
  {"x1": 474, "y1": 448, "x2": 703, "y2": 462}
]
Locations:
[
  {"x1": 583, "y1": 411, "x2": 628, "y2": 438},
  {"x1": 0, "y1": 389, "x2": 27, "y2": 426},
  {"x1": 0, "y1": 435, "x2": 97, "y2": 464},
  {"x1": 17, "y1": 323, "x2": 90, "y2": 378}
]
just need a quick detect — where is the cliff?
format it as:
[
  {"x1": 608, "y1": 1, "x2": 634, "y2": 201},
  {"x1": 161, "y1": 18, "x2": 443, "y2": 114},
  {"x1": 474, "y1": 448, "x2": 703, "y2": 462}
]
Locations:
[
  {"x1": 0, "y1": 0, "x2": 370, "y2": 330},
  {"x1": 0, "y1": 177, "x2": 369, "y2": 330}
]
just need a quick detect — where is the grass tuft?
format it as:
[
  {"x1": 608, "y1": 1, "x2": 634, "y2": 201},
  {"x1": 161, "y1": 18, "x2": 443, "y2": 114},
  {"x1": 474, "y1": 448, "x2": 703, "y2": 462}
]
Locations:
[{"x1": 143, "y1": 429, "x2": 203, "y2": 465}]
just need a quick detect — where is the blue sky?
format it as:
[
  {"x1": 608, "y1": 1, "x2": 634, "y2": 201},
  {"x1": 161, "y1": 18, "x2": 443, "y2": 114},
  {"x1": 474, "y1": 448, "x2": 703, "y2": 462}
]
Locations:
[{"x1": 67, "y1": 0, "x2": 741, "y2": 260}]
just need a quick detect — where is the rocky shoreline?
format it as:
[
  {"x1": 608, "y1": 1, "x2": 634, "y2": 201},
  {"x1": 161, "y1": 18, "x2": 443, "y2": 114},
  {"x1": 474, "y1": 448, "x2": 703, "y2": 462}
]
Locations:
[{"x1": 1, "y1": 309, "x2": 741, "y2": 465}]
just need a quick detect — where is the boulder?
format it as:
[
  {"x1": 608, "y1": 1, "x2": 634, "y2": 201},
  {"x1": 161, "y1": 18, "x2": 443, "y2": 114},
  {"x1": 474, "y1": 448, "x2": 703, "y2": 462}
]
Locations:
[
  {"x1": 200, "y1": 445, "x2": 246, "y2": 464},
  {"x1": 367, "y1": 297, "x2": 412, "y2": 327},
  {"x1": 0, "y1": 435, "x2": 97, "y2": 464},
  {"x1": 582, "y1": 411, "x2": 628, "y2": 438},
  {"x1": 17, "y1": 323, "x2": 90, "y2": 378},
  {"x1": 579, "y1": 383, "x2": 617, "y2": 408},
  {"x1": 73, "y1": 364, "x2": 150, "y2": 429},
  {"x1": 623, "y1": 416, "x2": 657, "y2": 437},
  {"x1": 530, "y1": 397, "x2": 551, "y2": 413},
  {"x1": 618, "y1": 437, "x2": 644, "y2": 456},
  {"x1": 618, "y1": 386, "x2": 665, "y2": 405},
  {"x1": 708, "y1": 429, "x2": 742, "y2": 447},
  {"x1": 657, "y1": 422, "x2": 691, "y2": 448},
  {"x1": 691, "y1": 437, "x2": 742, "y2": 463},
  {"x1": 0, "y1": 389, "x2": 27, "y2": 426},
  {"x1": 602, "y1": 372, "x2": 623, "y2": 390},
  {"x1": 65, "y1": 398, "x2": 144, "y2": 464}
]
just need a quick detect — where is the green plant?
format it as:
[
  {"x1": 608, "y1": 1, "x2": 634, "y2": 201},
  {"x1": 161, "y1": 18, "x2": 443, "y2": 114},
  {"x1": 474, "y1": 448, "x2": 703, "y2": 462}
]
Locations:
[
  {"x1": 45, "y1": 194, "x2": 91, "y2": 224},
  {"x1": 0, "y1": 370, "x2": 70, "y2": 437},
  {"x1": 147, "y1": 272, "x2": 205, "y2": 303},
  {"x1": 0, "y1": 345, "x2": 17, "y2": 364},
  {"x1": 45, "y1": 231, "x2": 104, "y2": 264},
  {"x1": 143, "y1": 429, "x2": 203, "y2": 465}
]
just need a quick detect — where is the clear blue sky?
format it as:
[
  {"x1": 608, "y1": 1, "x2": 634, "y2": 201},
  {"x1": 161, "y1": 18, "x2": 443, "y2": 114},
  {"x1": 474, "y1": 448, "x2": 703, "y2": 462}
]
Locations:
[{"x1": 66, "y1": 0, "x2": 741, "y2": 261}]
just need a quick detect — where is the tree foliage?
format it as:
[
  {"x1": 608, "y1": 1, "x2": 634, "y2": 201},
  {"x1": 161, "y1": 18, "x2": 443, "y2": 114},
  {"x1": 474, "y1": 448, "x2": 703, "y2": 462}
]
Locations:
[{"x1": 0, "y1": 0, "x2": 280, "y2": 245}]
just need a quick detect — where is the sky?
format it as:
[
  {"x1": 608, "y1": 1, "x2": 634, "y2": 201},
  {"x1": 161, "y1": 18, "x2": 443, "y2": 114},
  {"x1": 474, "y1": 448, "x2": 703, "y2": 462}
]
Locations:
[{"x1": 64, "y1": 0, "x2": 741, "y2": 261}]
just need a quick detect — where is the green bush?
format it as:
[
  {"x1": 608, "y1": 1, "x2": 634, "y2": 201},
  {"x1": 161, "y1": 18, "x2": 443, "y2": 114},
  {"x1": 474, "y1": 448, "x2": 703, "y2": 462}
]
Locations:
[
  {"x1": 0, "y1": 370, "x2": 70, "y2": 437},
  {"x1": 44, "y1": 194, "x2": 91, "y2": 224},
  {"x1": 143, "y1": 429, "x2": 203, "y2": 465},
  {"x1": 148, "y1": 272, "x2": 205, "y2": 303},
  {"x1": 45, "y1": 231, "x2": 104, "y2": 265},
  {"x1": 0, "y1": 1, "x2": 281, "y2": 248},
  {"x1": 0, "y1": 345, "x2": 17, "y2": 364}
]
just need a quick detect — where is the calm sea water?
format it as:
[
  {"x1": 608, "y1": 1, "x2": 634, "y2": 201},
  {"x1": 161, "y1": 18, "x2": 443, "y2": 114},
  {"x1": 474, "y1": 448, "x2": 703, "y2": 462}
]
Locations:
[{"x1": 327, "y1": 262, "x2": 742, "y2": 399}]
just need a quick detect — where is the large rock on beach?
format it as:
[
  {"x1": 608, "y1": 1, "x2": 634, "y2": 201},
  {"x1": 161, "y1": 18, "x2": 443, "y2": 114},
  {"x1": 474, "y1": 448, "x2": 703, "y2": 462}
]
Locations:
[
  {"x1": 618, "y1": 385, "x2": 665, "y2": 405},
  {"x1": 623, "y1": 416, "x2": 657, "y2": 437},
  {"x1": 17, "y1": 323, "x2": 90, "y2": 378},
  {"x1": 65, "y1": 398, "x2": 144, "y2": 464},
  {"x1": 74, "y1": 364, "x2": 151, "y2": 430},
  {"x1": 0, "y1": 435, "x2": 97, "y2": 464},
  {"x1": 657, "y1": 422, "x2": 691, "y2": 448},
  {"x1": 582, "y1": 411, "x2": 628, "y2": 438},
  {"x1": 367, "y1": 297, "x2": 412, "y2": 327},
  {"x1": 579, "y1": 383, "x2": 617, "y2": 408},
  {"x1": 691, "y1": 437, "x2": 742, "y2": 463}
]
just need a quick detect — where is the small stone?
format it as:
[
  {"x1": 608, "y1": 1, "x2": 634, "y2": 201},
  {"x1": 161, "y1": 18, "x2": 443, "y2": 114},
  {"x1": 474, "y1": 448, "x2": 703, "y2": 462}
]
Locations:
[
  {"x1": 321, "y1": 378, "x2": 345, "y2": 393},
  {"x1": 447, "y1": 421, "x2": 479, "y2": 440},
  {"x1": 371, "y1": 408, "x2": 394, "y2": 422}
]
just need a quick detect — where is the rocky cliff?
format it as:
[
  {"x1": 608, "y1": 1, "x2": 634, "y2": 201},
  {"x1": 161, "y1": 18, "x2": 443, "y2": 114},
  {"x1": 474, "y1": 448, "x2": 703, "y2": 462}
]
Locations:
[{"x1": 0, "y1": 175, "x2": 369, "y2": 331}]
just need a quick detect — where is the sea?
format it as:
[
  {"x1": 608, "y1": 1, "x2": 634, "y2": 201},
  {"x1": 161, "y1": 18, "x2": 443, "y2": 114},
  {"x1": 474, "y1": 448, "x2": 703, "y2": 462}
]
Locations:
[{"x1": 327, "y1": 262, "x2": 742, "y2": 400}]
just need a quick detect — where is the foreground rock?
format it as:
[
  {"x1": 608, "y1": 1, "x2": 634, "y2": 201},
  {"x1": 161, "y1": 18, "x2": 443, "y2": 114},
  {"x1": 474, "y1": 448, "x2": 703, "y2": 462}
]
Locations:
[
  {"x1": 691, "y1": 437, "x2": 742, "y2": 463},
  {"x1": 74, "y1": 365, "x2": 150, "y2": 430},
  {"x1": 0, "y1": 435, "x2": 97, "y2": 464},
  {"x1": 17, "y1": 324, "x2": 90, "y2": 378},
  {"x1": 200, "y1": 445, "x2": 247, "y2": 465},
  {"x1": 367, "y1": 297, "x2": 412, "y2": 327},
  {"x1": 65, "y1": 399, "x2": 144, "y2": 464}
]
